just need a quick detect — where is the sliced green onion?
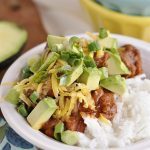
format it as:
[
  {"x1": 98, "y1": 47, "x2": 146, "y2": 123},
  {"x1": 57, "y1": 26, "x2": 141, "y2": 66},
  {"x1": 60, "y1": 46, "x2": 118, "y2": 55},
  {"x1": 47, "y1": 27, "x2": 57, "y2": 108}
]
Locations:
[
  {"x1": 57, "y1": 65, "x2": 72, "y2": 76},
  {"x1": 54, "y1": 122, "x2": 64, "y2": 140},
  {"x1": 88, "y1": 41, "x2": 100, "y2": 52},
  {"x1": 60, "y1": 51, "x2": 70, "y2": 61},
  {"x1": 22, "y1": 66, "x2": 33, "y2": 79},
  {"x1": 38, "y1": 52, "x2": 59, "y2": 71},
  {"x1": 105, "y1": 48, "x2": 119, "y2": 54},
  {"x1": 60, "y1": 51, "x2": 83, "y2": 66},
  {"x1": 29, "y1": 91, "x2": 39, "y2": 103},
  {"x1": 99, "y1": 28, "x2": 108, "y2": 39},
  {"x1": 68, "y1": 58, "x2": 81, "y2": 66},
  {"x1": 84, "y1": 56, "x2": 96, "y2": 68},
  {"x1": 69, "y1": 36, "x2": 80, "y2": 45},
  {"x1": 17, "y1": 103, "x2": 28, "y2": 117},
  {"x1": 31, "y1": 71, "x2": 48, "y2": 83}
]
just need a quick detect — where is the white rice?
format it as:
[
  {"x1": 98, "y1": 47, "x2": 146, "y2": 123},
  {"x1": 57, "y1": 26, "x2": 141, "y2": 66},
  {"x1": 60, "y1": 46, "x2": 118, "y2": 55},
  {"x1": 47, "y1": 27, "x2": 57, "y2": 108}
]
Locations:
[{"x1": 77, "y1": 74, "x2": 150, "y2": 149}]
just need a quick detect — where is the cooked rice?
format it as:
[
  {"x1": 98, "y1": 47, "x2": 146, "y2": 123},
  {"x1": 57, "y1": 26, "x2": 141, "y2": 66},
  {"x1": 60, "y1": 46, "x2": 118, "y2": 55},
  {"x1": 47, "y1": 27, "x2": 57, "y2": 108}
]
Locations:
[{"x1": 77, "y1": 74, "x2": 150, "y2": 148}]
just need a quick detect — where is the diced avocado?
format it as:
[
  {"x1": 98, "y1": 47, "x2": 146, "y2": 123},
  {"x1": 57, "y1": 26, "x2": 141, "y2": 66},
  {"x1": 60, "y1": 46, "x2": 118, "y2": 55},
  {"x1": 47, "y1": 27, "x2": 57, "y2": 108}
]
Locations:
[
  {"x1": 59, "y1": 61, "x2": 83, "y2": 86},
  {"x1": 99, "y1": 37, "x2": 117, "y2": 49},
  {"x1": 99, "y1": 67, "x2": 108, "y2": 80},
  {"x1": 27, "y1": 97, "x2": 58, "y2": 130},
  {"x1": 107, "y1": 53, "x2": 130, "y2": 75},
  {"x1": 47, "y1": 35, "x2": 67, "y2": 50},
  {"x1": 61, "y1": 130, "x2": 78, "y2": 146},
  {"x1": 38, "y1": 52, "x2": 59, "y2": 71},
  {"x1": 5, "y1": 88, "x2": 20, "y2": 105},
  {"x1": 0, "y1": 21, "x2": 27, "y2": 65},
  {"x1": 100, "y1": 75, "x2": 126, "y2": 95},
  {"x1": 78, "y1": 67, "x2": 100, "y2": 91}
]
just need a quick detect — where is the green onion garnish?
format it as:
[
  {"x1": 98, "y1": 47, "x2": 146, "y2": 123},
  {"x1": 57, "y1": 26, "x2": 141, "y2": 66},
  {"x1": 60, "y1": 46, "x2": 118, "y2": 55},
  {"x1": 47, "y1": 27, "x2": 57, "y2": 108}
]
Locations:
[
  {"x1": 54, "y1": 122, "x2": 64, "y2": 140},
  {"x1": 99, "y1": 28, "x2": 108, "y2": 39},
  {"x1": 17, "y1": 103, "x2": 28, "y2": 117},
  {"x1": 69, "y1": 36, "x2": 80, "y2": 47},
  {"x1": 22, "y1": 66, "x2": 33, "y2": 79},
  {"x1": 29, "y1": 91, "x2": 39, "y2": 103},
  {"x1": 88, "y1": 41, "x2": 100, "y2": 52},
  {"x1": 84, "y1": 56, "x2": 96, "y2": 68}
]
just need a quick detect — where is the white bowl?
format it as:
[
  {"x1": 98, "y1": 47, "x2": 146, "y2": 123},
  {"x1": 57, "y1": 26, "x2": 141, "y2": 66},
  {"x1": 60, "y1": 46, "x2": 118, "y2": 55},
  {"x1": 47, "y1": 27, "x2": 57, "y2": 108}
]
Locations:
[{"x1": 1, "y1": 34, "x2": 150, "y2": 150}]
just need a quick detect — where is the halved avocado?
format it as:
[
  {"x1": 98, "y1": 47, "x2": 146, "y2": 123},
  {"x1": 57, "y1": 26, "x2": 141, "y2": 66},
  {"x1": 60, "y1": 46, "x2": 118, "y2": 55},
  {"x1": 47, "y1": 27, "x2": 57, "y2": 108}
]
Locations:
[{"x1": 0, "y1": 21, "x2": 27, "y2": 67}]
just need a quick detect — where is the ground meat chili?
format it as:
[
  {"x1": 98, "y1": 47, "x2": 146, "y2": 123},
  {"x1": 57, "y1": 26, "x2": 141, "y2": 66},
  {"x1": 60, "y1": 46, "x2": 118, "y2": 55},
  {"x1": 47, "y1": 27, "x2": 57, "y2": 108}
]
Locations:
[
  {"x1": 91, "y1": 88, "x2": 117, "y2": 121},
  {"x1": 119, "y1": 44, "x2": 143, "y2": 78},
  {"x1": 41, "y1": 88, "x2": 117, "y2": 137},
  {"x1": 65, "y1": 114, "x2": 86, "y2": 133},
  {"x1": 41, "y1": 118, "x2": 59, "y2": 137},
  {"x1": 94, "y1": 52, "x2": 110, "y2": 68}
]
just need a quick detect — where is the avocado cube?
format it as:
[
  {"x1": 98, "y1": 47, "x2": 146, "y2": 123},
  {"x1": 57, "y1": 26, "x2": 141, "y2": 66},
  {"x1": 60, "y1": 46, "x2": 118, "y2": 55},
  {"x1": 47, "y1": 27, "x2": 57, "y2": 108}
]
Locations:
[
  {"x1": 27, "y1": 97, "x2": 57, "y2": 130},
  {"x1": 107, "y1": 53, "x2": 130, "y2": 75},
  {"x1": 78, "y1": 67, "x2": 101, "y2": 91},
  {"x1": 47, "y1": 35, "x2": 67, "y2": 49},
  {"x1": 98, "y1": 67, "x2": 108, "y2": 80},
  {"x1": 100, "y1": 75, "x2": 126, "y2": 95},
  {"x1": 60, "y1": 62, "x2": 83, "y2": 86},
  {"x1": 61, "y1": 130, "x2": 78, "y2": 145},
  {"x1": 99, "y1": 37, "x2": 117, "y2": 49}
]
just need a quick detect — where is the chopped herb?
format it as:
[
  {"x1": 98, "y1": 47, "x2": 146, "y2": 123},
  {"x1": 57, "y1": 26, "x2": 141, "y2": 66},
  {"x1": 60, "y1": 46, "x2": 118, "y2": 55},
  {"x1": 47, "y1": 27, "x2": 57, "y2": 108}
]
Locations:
[
  {"x1": 54, "y1": 122, "x2": 64, "y2": 140},
  {"x1": 17, "y1": 103, "x2": 28, "y2": 117},
  {"x1": 22, "y1": 66, "x2": 33, "y2": 79},
  {"x1": 60, "y1": 51, "x2": 83, "y2": 66},
  {"x1": 99, "y1": 28, "x2": 108, "y2": 39},
  {"x1": 60, "y1": 51, "x2": 70, "y2": 61},
  {"x1": 88, "y1": 41, "x2": 100, "y2": 52},
  {"x1": 84, "y1": 56, "x2": 96, "y2": 68},
  {"x1": 31, "y1": 71, "x2": 48, "y2": 83},
  {"x1": 30, "y1": 91, "x2": 39, "y2": 103},
  {"x1": 69, "y1": 36, "x2": 80, "y2": 47}
]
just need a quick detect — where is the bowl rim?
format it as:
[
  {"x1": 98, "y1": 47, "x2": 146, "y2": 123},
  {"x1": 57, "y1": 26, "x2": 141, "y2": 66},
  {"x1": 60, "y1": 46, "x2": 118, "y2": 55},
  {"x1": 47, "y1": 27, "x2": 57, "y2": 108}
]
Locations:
[
  {"x1": 80, "y1": 0, "x2": 150, "y2": 23},
  {"x1": 1, "y1": 33, "x2": 150, "y2": 150}
]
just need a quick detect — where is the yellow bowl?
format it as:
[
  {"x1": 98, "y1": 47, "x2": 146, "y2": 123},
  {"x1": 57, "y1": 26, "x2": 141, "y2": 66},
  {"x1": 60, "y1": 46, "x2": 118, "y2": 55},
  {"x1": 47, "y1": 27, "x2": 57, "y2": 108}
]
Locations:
[{"x1": 80, "y1": 0, "x2": 150, "y2": 41}]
